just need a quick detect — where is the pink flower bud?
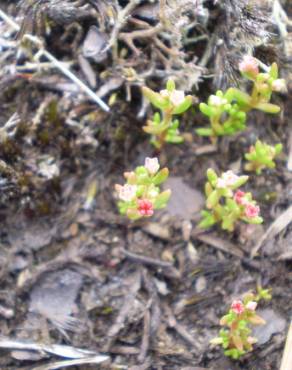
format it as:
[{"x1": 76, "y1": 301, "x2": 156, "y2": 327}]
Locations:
[
  {"x1": 247, "y1": 336, "x2": 257, "y2": 344},
  {"x1": 246, "y1": 301, "x2": 257, "y2": 311},
  {"x1": 231, "y1": 300, "x2": 245, "y2": 315},
  {"x1": 245, "y1": 204, "x2": 260, "y2": 219},
  {"x1": 116, "y1": 184, "x2": 137, "y2": 202},
  {"x1": 124, "y1": 171, "x2": 135, "y2": 179},
  {"x1": 234, "y1": 190, "x2": 247, "y2": 205},
  {"x1": 239, "y1": 56, "x2": 259, "y2": 78},
  {"x1": 138, "y1": 199, "x2": 154, "y2": 216},
  {"x1": 145, "y1": 157, "x2": 160, "y2": 175}
]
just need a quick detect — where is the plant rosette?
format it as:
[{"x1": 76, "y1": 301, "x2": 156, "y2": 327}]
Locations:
[
  {"x1": 197, "y1": 90, "x2": 247, "y2": 138},
  {"x1": 238, "y1": 57, "x2": 286, "y2": 113},
  {"x1": 211, "y1": 288, "x2": 272, "y2": 360},
  {"x1": 196, "y1": 58, "x2": 286, "y2": 140},
  {"x1": 115, "y1": 157, "x2": 171, "y2": 220},
  {"x1": 199, "y1": 169, "x2": 263, "y2": 231},
  {"x1": 142, "y1": 79, "x2": 192, "y2": 148},
  {"x1": 244, "y1": 140, "x2": 283, "y2": 174}
]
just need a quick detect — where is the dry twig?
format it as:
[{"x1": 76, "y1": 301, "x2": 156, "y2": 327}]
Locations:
[
  {"x1": 193, "y1": 233, "x2": 244, "y2": 258},
  {"x1": 0, "y1": 8, "x2": 110, "y2": 111},
  {"x1": 251, "y1": 205, "x2": 292, "y2": 258}
]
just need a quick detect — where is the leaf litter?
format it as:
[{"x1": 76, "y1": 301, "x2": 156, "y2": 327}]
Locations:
[{"x1": 0, "y1": 1, "x2": 291, "y2": 370}]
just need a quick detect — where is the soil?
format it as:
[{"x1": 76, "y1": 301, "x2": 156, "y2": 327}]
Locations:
[{"x1": 0, "y1": 1, "x2": 291, "y2": 370}]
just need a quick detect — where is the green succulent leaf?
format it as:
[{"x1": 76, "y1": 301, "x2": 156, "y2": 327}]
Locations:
[
  {"x1": 275, "y1": 143, "x2": 283, "y2": 154},
  {"x1": 196, "y1": 127, "x2": 214, "y2": 136},
  {"x1": 225, "y1": 88, "x2": 251, "y2": 106},
  {"x1": 152, "y1": 168, "x2": 169, "y2": 185},
  {"x1": 205, "y1": 182, "x2": 213, "y2": 196},
  {"x1": 255, "y1": 102, "x2": 281, "y2": 114},
  {"x1": 166, "y1": 134, "x2": 184, "y2": 144},
  {"x1": 173, "y1": 96, "x2": 192, "y2": 114},
  {"x1": 206, "y1": 168, "x2": 218, "y2": 186},
  {"x1": 269, "y1": 62, "x2": 278, "y2": 79},
  {"x1": 126, "y1": 208, "x2": 141, "y2": 220},
  {"x1": 231, "y1": 176, "x2": 249, "y2": 189},
  {"x1": 166, "y1": 79, "x2": 175, "y2": 91},
  {"x1": 199, "y1": 102, "x2": 214, "y2": 117},
  {"x1": 153, "y1": 189, "x2": 171, "y2": 209},
  {"x1": 206, "y1": 190, "x2": 220, "y2": 208},
  {"x1": 153, "y1": 112, "x2": 161, "y2": 124},
  {"x1": 243, "y1": 216, "x2": 263, "y2": 224},
  {"x1": 198, "y1": 210, "x2": 216, "y2": 228},
  {"x1": 142, "y1": 86, "x2": 169, "y2": 110}
]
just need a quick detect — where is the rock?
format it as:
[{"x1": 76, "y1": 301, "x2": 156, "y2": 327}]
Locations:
[
  {"x1": 253, "y1": 309, "x2": 286, "y2": 345},
  {"x1": 195, "y1": 276, "x2": 207, "y2": 293},
  {"x1": 164, "y1": 177, "x2": 204, "y2": 220}
]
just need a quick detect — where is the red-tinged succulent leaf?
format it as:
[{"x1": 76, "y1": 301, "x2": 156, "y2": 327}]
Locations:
[
  {"x1": 232, "y1": 335, "x2": 244, "y2": 351},
  {"x1": 248, "y1": 314, "x2": 266, "y2": 325}
]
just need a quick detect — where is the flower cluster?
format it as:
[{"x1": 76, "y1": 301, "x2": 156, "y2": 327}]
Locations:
[
  {"x1": 199, "y1": 169, "x2": 263, "y2": 231},
  {"x1": 197, "y1": 90, "x2": 247, "y2": 138},
  {"x1": 142, "y1": 79, "x2": 192, "y2": 148},
  {"x1": 115, "y1": 157, "x2": 171, "y2": 220},
  {"x1": 238, "y1": 57, "x2": 286, "y2": 111},
  {"x1": 196, "y1": 58, "x2": 285, "y2": 140},
  {"x1": 210, "y1": 287, "x2": 272, "y2": 360},
  {"x1": 244, "y1": 140, "x2": 283, "y2": 174},
  {"x1": 234, "y1": 190, "x2": 260, "y2": 219}
]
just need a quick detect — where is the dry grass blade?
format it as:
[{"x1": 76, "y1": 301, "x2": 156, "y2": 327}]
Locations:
[
  {"x1": 194, "y1": 233, "x2": 244, "y2": 258},
  {"x1": 287, "y1": 130, "x2": 292, "y2": 171},
  {"x1": 251, "y1": 205, "x2": 292, "y2": 258},
  {"x1": 0, "y1": 337, "x2": 102, "y2": 359},
  {"x1": 28, "y1": 355, "x2": 110, "y2": 370},
  {"x1": 280, "y1": 322, "x2": 292, "y2": 370}
]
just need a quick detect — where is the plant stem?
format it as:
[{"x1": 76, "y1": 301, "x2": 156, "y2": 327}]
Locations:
[{"x1": 158, "y1": 109, "x2": 172, "y2": 148}]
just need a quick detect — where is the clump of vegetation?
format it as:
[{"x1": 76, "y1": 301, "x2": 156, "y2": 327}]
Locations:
[
  {"x1": 115, "y1": 157, "x2": 171, "y2": 220},
  {"x1": 244, "y1": 140, "x2": 283, "y2": 174},
  {"x1": 196, "y1": 58, "x2": 286, "y2": 140},
  {"x1": 210, "y1": 287, "x2": 272, "y2": 360},
  {"x1": 142, "y1": 79, "x2": 192, "y2": 149},
  {"x1": 199, "y1": 169, "x2": 263, "y2": 231}
]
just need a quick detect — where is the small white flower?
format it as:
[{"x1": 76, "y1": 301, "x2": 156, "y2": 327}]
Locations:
[
  {"x1": 216, "y1": 171, "x2": 240, "y2": 189},
  {"x1": 145, "y1": 157, "x2": 160, "y2": 175},
  {"x1": 169, "y1": 90, "x2": 185, "y2": 105},
  {"x1": 116, "y1": 184, "x2": 137, "y2": 202},
  {"x1": 160, "y1": 89, "x2": 169, "y2": 99},
  {"x1": 246, "y1": 301, "x2": 257, "y2": 311},
  {"x1": 247, "y1": 336, "x2": 257, "y2": 344},
  {"x1": 159, "y1": 89, "x2": 185, "y2": 106},
  {"x1": 222, "y1": 170, "x2": 240, "y2": 186},
  {"x1": 148, "y1": 188, "x2": 159, "y2": 198},
  {"x1": 271, "y1": 79, "x2": 287, "y2": 93},
  {"x1": 239, "y1": 55, "x2": 259, "y2": 77},
  {"x1": 209, "y1": 95, "x2": 227, "y2": 107},
  {"x1": 216, "y1": 178, "x2": 227, "y2": 188}
]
